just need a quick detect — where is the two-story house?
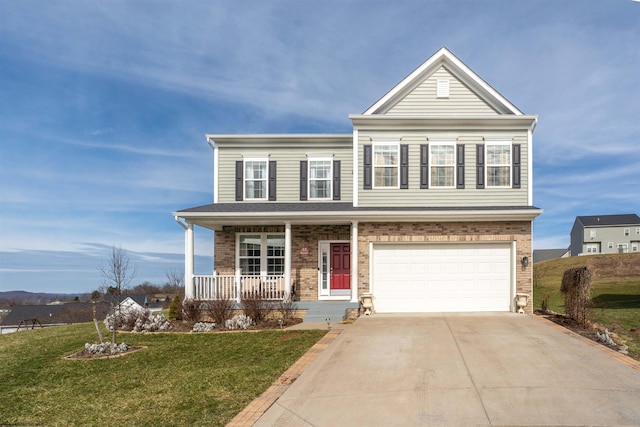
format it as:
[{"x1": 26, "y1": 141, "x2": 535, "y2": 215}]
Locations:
[
  {"x1": 569, "y1": 214, "x2": 640, "y2": 256},
  {"x1": 174, "y1": 47, "x2": 542, "y2": 314}
]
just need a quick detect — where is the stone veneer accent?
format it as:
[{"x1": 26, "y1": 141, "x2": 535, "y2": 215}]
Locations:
[{"x1": 212, "y1": 221, "x2": 533, "y2": 313}]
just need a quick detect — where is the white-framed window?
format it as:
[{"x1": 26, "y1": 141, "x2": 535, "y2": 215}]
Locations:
[
  {"x1": 309, "y1": 159, "x2": 332, "y2": 199},
  {"x1": 636, "y1": 227, "x2": 640, "y2": 235},
  {"x1": 586, "y1": 243, "x2": 599, "y2": 253},
  {"x1": 244, "y1": 159, "x2": 268, "y2": 200},
  {"x1": 373, "y1": 143, "x2": 399, "y2": 188},
  {"x1": 624, "y1": 228, "x2": 630, "y2": 236},
  {"x1": 589, "y1": 230, "x2": 597, "y2": 239},
  {"x1": 437, "y1": 79, "x2": 450, "y2": 98},
  {"x1": 608, "y1": 242, "x2": 614, "y2": 249},
  {"x1": 617, "y1": 243, "x2": 629, "y2": 254},
  {"x1": 631, "y1": 242, "x2": 639, "y2": 252},
  {"x1": 237, "y1": 233, "x2": 285, "y2": 276},
  {"x1": 486, "y1": 142, "x2": 511, "y2": 187},
  {"x1": 430, "y1": 141, "x2": 456, "y2": 188}
]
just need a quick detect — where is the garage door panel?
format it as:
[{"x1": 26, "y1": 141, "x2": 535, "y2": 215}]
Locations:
[{"x1": 373, "y1": 243, "x2": 511, "y2": 313}]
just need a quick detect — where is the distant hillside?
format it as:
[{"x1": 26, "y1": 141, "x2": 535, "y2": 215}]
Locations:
[
  {"x1": 0, "y1": 291, "x2": 89, "y2": 307},
  {"x1": 534, "y1": 253, "x2": 640, "y2": 288}
]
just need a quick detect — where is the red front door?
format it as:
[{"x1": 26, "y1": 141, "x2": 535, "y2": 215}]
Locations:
[{"x1": 330, "y1": 243, "x2": 350, "y2": 290}]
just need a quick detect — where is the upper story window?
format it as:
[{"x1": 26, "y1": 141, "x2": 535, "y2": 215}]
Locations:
[
  {"x1": 309, "y1": 159, "x2": 332, "y2": 199},
  {"x1": 244, "y1": 159, "x2": 267, "y2": 200},
  {"x1": 589, "y1": 230, "x2": 597, "y2": 239},
  {"x1": 624, "y1": 228, "x2": 630, "y2": 236},
  {"x1": 430, "y1": 142, "x2": 456, "y2": 188},
  {"x1": 636, "y1": 228, "x2": 640, "y2": 235},
  {"x1": 373, "y1": 144, "x2": 399, "y2": 188},
  {"x1": 486, "y1": 143, "x2": 511, "y2": 187}
]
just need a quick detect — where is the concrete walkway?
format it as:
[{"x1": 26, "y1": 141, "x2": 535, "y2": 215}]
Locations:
[{"x1": 252, "y1": 313, "x2": 640, "y2": 426}]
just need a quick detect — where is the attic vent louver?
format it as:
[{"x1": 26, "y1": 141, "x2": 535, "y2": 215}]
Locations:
[{"x1": 437, "y1": 79, "x2": 450, "y2": 98}]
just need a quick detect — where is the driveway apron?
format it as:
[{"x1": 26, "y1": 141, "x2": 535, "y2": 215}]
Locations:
[{"x1": 254, "y1": 313, "x2": 640, "y2": 426}]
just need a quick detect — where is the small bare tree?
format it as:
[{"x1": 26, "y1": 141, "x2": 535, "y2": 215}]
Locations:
[{"x1": 98, "y1": 245, "x2": 137, "y2": 344}]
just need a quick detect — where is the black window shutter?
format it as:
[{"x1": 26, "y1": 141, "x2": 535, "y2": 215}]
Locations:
[
  {"x1": 456, "y1": 144, "x2": 465, "y2": 189},
  {"x1": 299, "y1": 160, "x2": 308, "y2": 201},
  {"x1": 476, "y1": 144, "x2": 485, "y2": 189},
  {"x1": 400, "y1": 144, "x2": 409, "y2": 189},
  {"x1": 363, "y1": 145, "x2": 372, "y2": 190},
  {"x1": 235, "y1": 160, "x2": 243, "y2": 201},
  {"x1": 512, "y1": 143, "x2": 521, "y2": 189},
  {"x1": 333, "y1": 160, "x2": 341, "y2": 200},
  {"x1": 268, "y1": 160, "x2": 277, "y2": 201},
  {"x1": 420, "y1": 144, "x2": 429, "y2": 189}
]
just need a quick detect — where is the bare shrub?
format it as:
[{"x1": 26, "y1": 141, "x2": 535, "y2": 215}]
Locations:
[
  {"x1": 277, "y1": 299, "x2": 298, "y2": 322},
  {"x1": 560, "y1": 266, "x2": 593, "y2": 327},
  {"x1": 540, "y1": 293, "x2": 550, "y2": 313},
  {"x1": 182, "y1": 299, "x2": 204, "y2": 325},
  {"x1": 204, "y1": 298, "x2": 236, "y2": 325},
  {"x1": 241, "y1": 294, "x2": 274, "y2": 324}
]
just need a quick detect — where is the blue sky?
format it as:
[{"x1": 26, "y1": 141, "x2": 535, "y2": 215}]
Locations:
[{"x1": 1, "y1": 1, "x2": 638, "y2": 294}]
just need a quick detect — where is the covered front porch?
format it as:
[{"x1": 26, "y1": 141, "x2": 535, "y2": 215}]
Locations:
[{"x1": 173, "y1": 203, "x2": 362, "y2": 304}]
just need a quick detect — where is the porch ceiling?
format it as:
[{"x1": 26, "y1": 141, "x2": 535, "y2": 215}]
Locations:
[{"x1": 173, "y1": 203, "x2": 542, "y2": 231}]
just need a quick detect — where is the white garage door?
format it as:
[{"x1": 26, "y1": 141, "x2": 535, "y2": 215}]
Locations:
[{"x1": 372, "y1": 243, "x2": 512, "y2": 313}]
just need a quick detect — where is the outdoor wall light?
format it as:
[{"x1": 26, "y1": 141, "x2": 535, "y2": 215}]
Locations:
[{"x1": 521, "y1": 256, "x2": 529, "y2": 268}]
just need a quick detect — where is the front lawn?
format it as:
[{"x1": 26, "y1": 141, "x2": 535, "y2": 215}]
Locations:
[{"x1": 0, "y1": 323, "x2": 326, "y2": 426}]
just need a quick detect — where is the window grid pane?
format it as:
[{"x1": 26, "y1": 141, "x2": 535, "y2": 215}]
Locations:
[
  {"x1": 373, "y1": 145, "x2": 399, "y2": 188},
  {"x1": 244, "y1": 160, "x2": 267, "y2": 199},
  {"x1": 486, "y1": 144, "x2": 511, "y2": 187},
  {"x1": 309, "y1": 160, "x2": 332, "y2": 199},
  {"x1": 430, "y1": 144, "x2": 455, "y2": 187}
]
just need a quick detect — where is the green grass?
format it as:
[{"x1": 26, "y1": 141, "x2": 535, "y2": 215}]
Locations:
[
  {"x1": 533, "y1": 253, "x2": 640, "y2": 360},
  {"x1": 0, "y1": 323, "x2": 326, "y2": 426}
]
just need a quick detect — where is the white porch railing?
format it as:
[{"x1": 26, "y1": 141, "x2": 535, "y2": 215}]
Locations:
[{"x1": 193, "y1": 274, "x2": 287, "y2": 301}]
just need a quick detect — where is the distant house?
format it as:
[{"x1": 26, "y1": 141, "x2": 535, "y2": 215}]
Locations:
[
  {"x1": 533, "y1": 248, "x2": 569, "y2": 263},
  {"x1": 569, "y1": 214, "x2": 640, "y2": 256},
  {"x1": 119, "y1": 295, "x2": 163, "y2": 313}
]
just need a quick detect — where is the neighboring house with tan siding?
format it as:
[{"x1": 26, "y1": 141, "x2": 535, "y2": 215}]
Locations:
[
  {"x1": 570, "y1": 214, "x2": 640, "y2": 256},
  {"x1": 174, "y1": 47, "x2": 542, "y2": 314}
]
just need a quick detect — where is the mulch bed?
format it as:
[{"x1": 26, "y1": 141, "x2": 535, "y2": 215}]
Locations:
[{"x1": 535, "y1": 310, "x2": 622, "y2": 351}]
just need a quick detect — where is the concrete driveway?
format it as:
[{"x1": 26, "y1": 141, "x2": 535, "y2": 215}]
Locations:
[{"x1": 254, "y1": 313, "x2": 640, "y2": 426}]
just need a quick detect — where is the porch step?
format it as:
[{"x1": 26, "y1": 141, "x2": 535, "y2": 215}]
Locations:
[{"x1": 296, "y1": 301, "x2": 360, "y2": 323}]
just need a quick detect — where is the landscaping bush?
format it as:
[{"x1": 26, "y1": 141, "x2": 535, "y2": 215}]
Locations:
[
  {"x1": 561, "y1": 266, "x2": 593, "y2": 327},
  {"x1": 226, "y1": 314, "x2": 253, "y2": 330},
  {"x1": 168, "y1": 295, "x2": 182, "y2": 320},
  {"x1": 204, "y1": 298, "x2": 235, "y2": 325},
  {"x1": 192, "y1": 322, "x2": 216, "y2": 333},
  {"x1": 104, "y1": 307, "x2": 170, "y2": 332},
  {"x1": 277, "y1": 298, "x2": 298, "y2": 322},
  {"x1": 181, "y1": 299, "x2": 204, "y2": 324},
  {"x1": 241, "y1": 294, "x2": 274, "y2": 324}
]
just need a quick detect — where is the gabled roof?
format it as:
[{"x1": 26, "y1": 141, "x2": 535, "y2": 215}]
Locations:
[
  {"x1": 575, "y1": 214, "x2": 640, "y2": 227},
  {"x1": 363, "y1": 47, "x2": 523, "y2": 116}
]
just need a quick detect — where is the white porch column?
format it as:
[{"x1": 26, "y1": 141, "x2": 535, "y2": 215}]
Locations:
[
  {"x1": 284, "y1": 222, "x2": 292, "y2": 299},
  {"x1": 185, "y1": 222, "x2": 195, "y2": 300},
  {"x1": 351, "y1": 220, "x2": 359, "y2": 303}
]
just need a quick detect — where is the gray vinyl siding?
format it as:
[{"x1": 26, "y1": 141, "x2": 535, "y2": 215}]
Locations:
[
  {"x1": 575, "y1": 226, "x2": 640, "y2": 256},
  {"x1": 384, "y1": 66, "x2": 500, "y2": 116},
  {"x1": 358, "y1": 130, "x2": 529, "y2": 207},
  {"x1": 217, "y1": 144, "x2": 353, "y2": 203}
]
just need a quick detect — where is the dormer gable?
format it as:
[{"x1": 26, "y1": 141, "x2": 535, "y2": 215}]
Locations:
[{"x1": 363, "y1": 47, "x2": 523, "y2": 116}]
